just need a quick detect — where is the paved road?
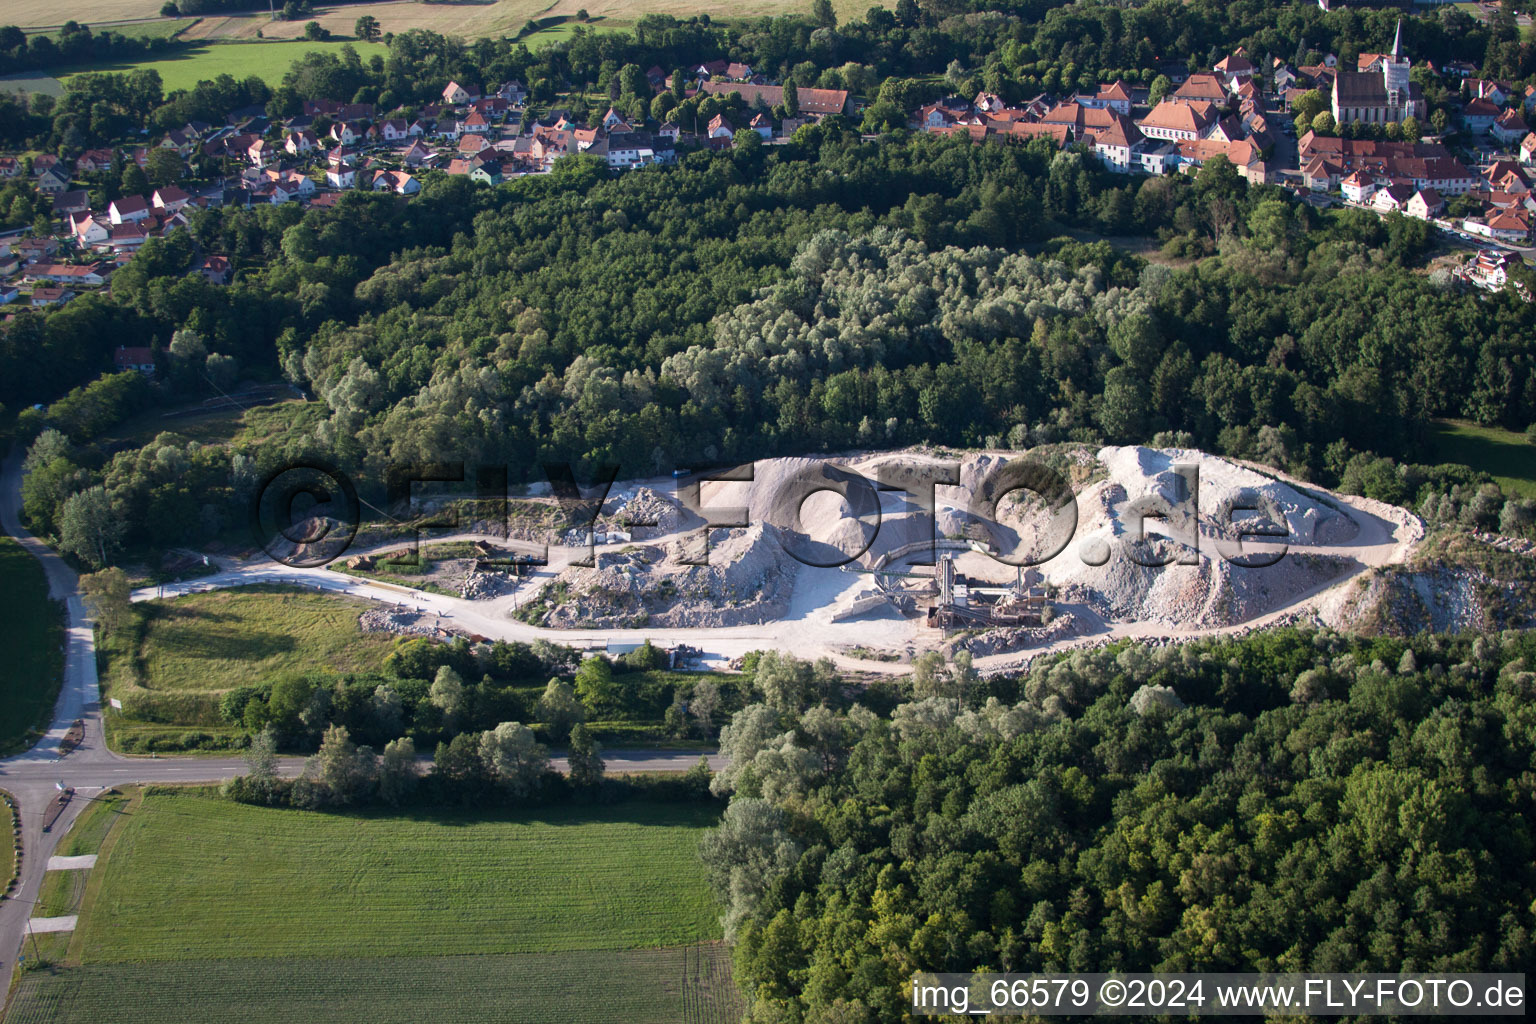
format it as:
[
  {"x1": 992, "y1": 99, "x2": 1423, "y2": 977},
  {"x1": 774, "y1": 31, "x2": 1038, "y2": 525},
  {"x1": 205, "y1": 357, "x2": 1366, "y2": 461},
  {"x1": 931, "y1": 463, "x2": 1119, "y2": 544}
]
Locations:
[{"x1": 0, "y1": 452, "x2": 722, "y2": 1007}]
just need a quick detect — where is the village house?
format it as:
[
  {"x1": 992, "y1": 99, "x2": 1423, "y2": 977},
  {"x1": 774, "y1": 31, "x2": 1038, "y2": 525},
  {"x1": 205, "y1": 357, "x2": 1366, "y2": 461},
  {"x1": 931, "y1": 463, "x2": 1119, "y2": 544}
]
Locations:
[
  {"x1": 75, "y1": 149, "x2": 114, "y2": 174},
  {"x1": 200, "y1": 255, "x2": 232, "y2": 284},
  {"x1": 326, "y1": 159, "x2": 357, "y2": 189},
  {"x1": 286, "y1": 130, "x2": 320, "y2": 156},
  {"x1": 1078, "y1": 80, "x2": 1133, "y2": 116},
  {"x1": 35, "y1": 166, "x2": 71, "y2": 193},
  {"x1": 1463, "y1": 97, "x2": 1501, "y2": 134},
  {"x1": 1493, "y1": 109, "x2": 1530, "y2": 147},
  {"x1": 402, "y1": 140, "x2": 435, "y2": 168},
  {"x1": 30, "y1": 286, "x2": 74, "y2": 308},
  {"x1": 1407, "y1": 188, "x2": 1444, "y2": 219},
  {"x1": 109, "y1": 221, "x2": 150, "y2": 251},
  {"x1": 371, "y1": 170, "x2": 421, "y2": 195},
  {"x1": 469, "y1": 160, "x2": 503, "y2": 186},
  {"x1": 15, "y1": 237, "x2": 59, "y2": 264},
  {"x1": 113, "y1": 345, "x2": 155, "y2": 373},
  {"x1": 71, "y1": 213, "x2": 110, "y2": 247},
  {"x1": 1214, "y1": 50, "x2": 1257, "y2": 90},
  {"x1": 152, "y1": 186, "x2": 191, "y2": 213},
  {"x1": 1341, "y1": 171, "x2": 1378, "y2": 204},
  {"x1": 1370, "y1": 182, "x2": 1416, "y2": 213},
  {"x1": 1467, "y1": 208, "x2": 1532, "y2": 243},
  {"x1": 1464, "y1": 249, "x2": 1513, "y2": 290},
  {"x1": 27, "y1": 262, "x2": 109, "y2": 287},
  {"x1": 707, "y1": 113, "x2": 735, "y2": 142},
  {"x1": 1522, "y1": 133, "x2": 1536, "y2": 164},
  {"x1": 442, "y1": 81, "x2": 478, "y2": 105},
  {"x1": 247, "y1": 138, "x2": 275, "y2": 168},
  {"x1": 51, "y1": 191, "x2": 89, "y2": 218},
  {"x1": 108, "y1": 195, "x2": 151, "y2": 225},
  {"x1": 1465, "y1": 78, "x2": 1512, "y2": 106}
]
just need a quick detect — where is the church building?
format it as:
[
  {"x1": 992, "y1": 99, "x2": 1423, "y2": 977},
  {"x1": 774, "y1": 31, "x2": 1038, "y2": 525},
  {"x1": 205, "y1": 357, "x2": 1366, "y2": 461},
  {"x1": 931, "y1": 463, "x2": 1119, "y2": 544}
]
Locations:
[{"x1": 1330, "y1": 20, "x2": 1425, "y2": 125}]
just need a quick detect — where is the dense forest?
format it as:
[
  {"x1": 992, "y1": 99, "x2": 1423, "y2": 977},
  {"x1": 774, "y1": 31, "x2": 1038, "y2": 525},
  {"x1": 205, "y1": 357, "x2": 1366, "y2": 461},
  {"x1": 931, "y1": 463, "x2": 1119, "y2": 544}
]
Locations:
[
  {"x1": 13, "y1": 123, "x2": 1536, "y2": 563},
  {"x1": 698, "y1": 629, "x2": 1536, "y2": 1021}
]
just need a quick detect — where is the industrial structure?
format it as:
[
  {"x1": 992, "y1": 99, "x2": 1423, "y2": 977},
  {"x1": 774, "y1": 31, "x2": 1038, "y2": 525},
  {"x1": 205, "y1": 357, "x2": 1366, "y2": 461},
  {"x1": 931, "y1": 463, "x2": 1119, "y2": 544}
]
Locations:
[{"x1": 839, "y1": 540, "x2": 1052, "y2": 633}]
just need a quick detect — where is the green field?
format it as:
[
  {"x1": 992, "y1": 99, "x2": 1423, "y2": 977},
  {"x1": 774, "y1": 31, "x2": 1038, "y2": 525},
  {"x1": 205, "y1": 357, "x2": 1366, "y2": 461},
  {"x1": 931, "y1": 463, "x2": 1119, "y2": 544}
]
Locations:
[
  {"x1": 1429, "y1": 418, "x2": 1536, "y2": 497},
  {"x1": 59, "y1": 39, "x2": 389, "y2": 92},
  {"x1": 106, "y1": 585, "x2": 391, "y2": 696},
  {"x1": 5, "y1": 946, "x2": 743, "y2": 1023},
  {"x1": 101, "y1": 585, "x2": 393, "y2": 749},
  {"x1": 75, "y1": 791, "x2": 722, "y2": 960},
  {"x1": 0, "y1": 536, "x2": 66, "y2": 756},
  {"x1": 7, "y1": 789, "x2": 738, "y2": 1023}
]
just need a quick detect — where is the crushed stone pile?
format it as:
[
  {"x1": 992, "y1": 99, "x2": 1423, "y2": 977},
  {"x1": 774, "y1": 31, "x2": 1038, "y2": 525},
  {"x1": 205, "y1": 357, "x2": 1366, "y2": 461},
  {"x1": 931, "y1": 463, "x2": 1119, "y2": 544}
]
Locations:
[
  {"x1": 533, "y1": 523, "x2": 798, "y2": 629},
  {"x1": 359, "y1": 606, "x2": 467, "y2": 640}
]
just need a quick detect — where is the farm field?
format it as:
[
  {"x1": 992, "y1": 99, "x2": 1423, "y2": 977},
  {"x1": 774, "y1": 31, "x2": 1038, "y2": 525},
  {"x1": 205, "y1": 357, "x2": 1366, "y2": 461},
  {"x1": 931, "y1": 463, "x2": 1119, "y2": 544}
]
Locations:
[
  {"x1": 5, "y1": 945, "x2": 743, "y2": 1023},
  {"x1": 0, "y1": 536, "x2": 65, "y2": 757},
  {"x1": 1429, "y1": 418, "x2": 1536, "y2": 498},
  {"x1": 23, "y1": 18, "x2": 195, "y2": 38},
  {"x1": 4, "y1": 0, "x2": 876, "y2": 33},
  {"x1": 73, "y1": 791, "x2": 723, "y2": 960},
  {"x1": 56, "y1": 40, "x2": 389, "y2": 92},
  {"x1": 5, "y1": 789, "x2": 737, "y2": 1022}
]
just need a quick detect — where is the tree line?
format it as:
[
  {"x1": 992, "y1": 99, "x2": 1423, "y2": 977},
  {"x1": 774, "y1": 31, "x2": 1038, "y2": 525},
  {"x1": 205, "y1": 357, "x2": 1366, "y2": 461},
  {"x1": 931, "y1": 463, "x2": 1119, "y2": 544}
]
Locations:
[{"x1": 696, "y1": 630, "x2": 1536, "y2": 1022}]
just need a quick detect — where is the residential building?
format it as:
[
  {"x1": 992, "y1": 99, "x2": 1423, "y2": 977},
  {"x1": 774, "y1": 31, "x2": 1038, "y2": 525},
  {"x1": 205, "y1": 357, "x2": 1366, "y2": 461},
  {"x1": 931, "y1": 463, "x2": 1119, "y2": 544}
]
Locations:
[
  {"x1": 50, "y1": 190, "x2": 89, "y2": 218},
  {"x1": 1171, "y1": 74, "x2": 1229, "y2": 106},
  {"x1": 1214, "y1": 50, "x2": 1257, "y2": 89},
  {"x1": 108, "y1": 195, "x2": 151, "y2": 225},
  {"x1": 27, "y1": 263, "x2": 108, "y2": 287},
  {"x1": 152, "y1": 186, "x2": 191, "y2": 213},
  {"x1": 30, "y1": 287, "x2": 74, "y2": 307},
  {"x1": 1341, "y1": 171, "x2": 1378, "y2": 203},
  {"x1": 1079, "y1": 79, "x2": 1133, "y2": 115},
  {"x1": 1407, "y1": 188, "x2": 1444, "y2": 219},
  {"x1": 1493, "y1": 109, "x2": 1529, "y2": 146},
  {"x1": 200, "y1": 255, "x2": 232, "y2": 284},
  {"x1": 113, "y1": 345, "x2": 155, "y2": 373},
  {"x1": 1370, "y1": 182, "x2": 1415, "y2": 213},
  {"x1": 1463, "y1": 97, "x2": 1500, "y2": 134},
  {"x1": 35, "y1": 166, "x2": 70, "y2": 193},
  {"x1": 442, "y1": 81, "x2": 477, "y2": 105},
  {"x1": 1137, "y1": 99, "x2": 1217, "y2": 141}
]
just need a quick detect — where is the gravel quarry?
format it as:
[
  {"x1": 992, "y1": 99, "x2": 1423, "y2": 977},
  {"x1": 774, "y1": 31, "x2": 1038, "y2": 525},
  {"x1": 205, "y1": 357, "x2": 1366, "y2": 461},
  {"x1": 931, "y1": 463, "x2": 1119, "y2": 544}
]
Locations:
[{"x1": 143, "y1": 445, "x2": 1424, "y2": 673}]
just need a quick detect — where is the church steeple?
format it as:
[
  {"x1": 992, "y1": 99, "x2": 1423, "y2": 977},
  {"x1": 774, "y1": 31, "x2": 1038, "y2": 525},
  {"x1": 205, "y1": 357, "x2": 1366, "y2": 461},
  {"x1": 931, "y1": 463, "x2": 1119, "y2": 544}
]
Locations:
[{"x1": 1391, "y1": 18, "x2": 1402, "y2": 59}]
